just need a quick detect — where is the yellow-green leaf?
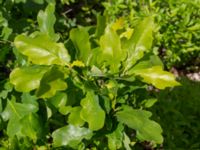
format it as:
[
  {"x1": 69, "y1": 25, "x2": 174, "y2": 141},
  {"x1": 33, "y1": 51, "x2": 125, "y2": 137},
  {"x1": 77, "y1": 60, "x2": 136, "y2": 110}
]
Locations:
[
  {"x1": 14, "y1": 34, "x2": 70, "y2": 66},
  {"x1": 10, "y1": 66, "x2": 48, "y2": 92},
  {"x1": 134, "y1": 66, "x2": 180, "y2": 89}
]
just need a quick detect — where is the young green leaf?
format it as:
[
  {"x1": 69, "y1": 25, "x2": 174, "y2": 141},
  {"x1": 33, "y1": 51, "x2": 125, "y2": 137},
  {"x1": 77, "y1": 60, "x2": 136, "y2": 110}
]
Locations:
[
  {"x1": 99, "y1": 25, "x2": 124, "y2": 73},
  {"x1": 123, "y1": 16, "x2": 154, "y2": 71},
  {"x1": 134, "y1": 66, "x2": 181, "y2": 89},
  {"x1": 116, "y1": 106, "x2": 163, "y2": 144},
  {"x1": 80, "y1": 91, "x2": 105, "y2": 131},
  {"x1": 14, "y1": 34, "x2": 70, "y2": 66},
  {"x1": 37, "y1": 3, "x2": 59, "y2": 41}
]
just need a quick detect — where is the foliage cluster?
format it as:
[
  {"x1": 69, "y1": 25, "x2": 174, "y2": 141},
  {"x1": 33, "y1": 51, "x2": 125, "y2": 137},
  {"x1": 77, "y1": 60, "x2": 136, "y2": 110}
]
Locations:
[{"x1": 0, "y1": 0, "x2": 199, "y2": 150}]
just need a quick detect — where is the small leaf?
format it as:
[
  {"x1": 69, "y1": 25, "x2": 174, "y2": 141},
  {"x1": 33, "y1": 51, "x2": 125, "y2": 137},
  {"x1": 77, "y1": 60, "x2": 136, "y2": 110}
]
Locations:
[
  {"x1": 71, "y1": 60, "x2": 85, "y2": 68},
  {"x1": 52, "y1": 124, "x2": 93, "y2": 148},
  {"x1": 141, "y1": 98, "x2": 157, "y2": 108},
  {"x1": 134, "y1": 66, "x2": 181, "y2": 89},
  {"x1": 111, "y1": 18, "x2": 125, "y2": 31},
  {"x1": 120, "y1": 28, "x2": 133, "y2": 40},
  {"x1": 123, "y1": 133, "x2": 132, "y2": 150},
  {"x1": 37, "y1": 3, "x2": 59, "y2": 41},
  {"x1": 95, "y1": 14, "x2": 106, "y2": 38},
  {"x1": 14, "y1": 34, "x2": 70, "y2": 66},
  {"x1": 80, "y1": 91, "x2": 105, "y2": 131},
  {"x1": 10, "y1": 66, "x2": 48, "y2": 92},
  {"x1": 48, "y1": 92, "x2": 67, "y2": 108},
  {"x1": 116, "y1": 106, "x2": 163, "y2": 144}
]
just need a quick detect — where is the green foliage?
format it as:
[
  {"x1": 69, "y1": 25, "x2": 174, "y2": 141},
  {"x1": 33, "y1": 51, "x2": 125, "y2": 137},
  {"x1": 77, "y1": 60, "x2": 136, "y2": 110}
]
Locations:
[
  {"x1": 0, "y1": 1, "x2": 191, "y2": 149},
  {"x1": 154, "y1": 0, "x2": 200, "y2": 69},
  {"x1": 151, "y1": 78, "x2": 200, "y2": 149}
]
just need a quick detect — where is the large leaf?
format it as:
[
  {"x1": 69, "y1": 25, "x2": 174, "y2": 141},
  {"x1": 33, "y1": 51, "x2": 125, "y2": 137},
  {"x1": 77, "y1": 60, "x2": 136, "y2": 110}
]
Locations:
[
  {"x1": 124, "y1": 16, "x2": 154, "y2": 71},
  {"x1": 70, "y1": 28, "x2": 91, "y2": 64},
  {"x1": 36, "y1": 66, "x2": 68, "y2": 98},
  {"x1": 10, "y1": 66, "x2": 48, "y2": 92},
  {"x1": 134, "y1": 66, "x2": 180, "y2": 89},
  {"x1": 37, "y1": 3, "x2": 59, "y2": 41},
  {"x1": 80, "y1": 91, "x2": 105, "y2": 131},
  {"x1": 52, "y1": 124, "x2": 93, "y2": 148},
  {"x1": 14, "y1": 34, "x2": 70, "y2": 66},
  {"x1": 99, "y1": 26, "x2": 124, "y2": 73},
  {"x1": 116, "y1": 106, "x2": 163, "y2": 144}
]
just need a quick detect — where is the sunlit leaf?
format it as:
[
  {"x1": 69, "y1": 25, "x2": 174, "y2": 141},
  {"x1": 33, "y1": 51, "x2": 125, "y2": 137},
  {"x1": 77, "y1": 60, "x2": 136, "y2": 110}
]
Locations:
[
  {"x1": 80, "y1": 91, "x2": 105, "y2": 131},
  {"x1": 134, "y1": 66, "x2": 181, "y2": 89},
  {"x1": 52, "y1": 124, "x2": 93, "y2": 148},
  {"x1": 37, "y1": 3, "x2": 59, "y2": 41},
  {"x1": 99, "y1": 26, "x2": 125, "y2": 73},
  {"x1": 123, "y1": 16, "x2": 154, "y2": 71},
  {"x1": 14, "y1": 34, "x2": 70, "y2": 66},
  {"x1": 10, "y1": 66, "x2": 48, "y2": 92}
]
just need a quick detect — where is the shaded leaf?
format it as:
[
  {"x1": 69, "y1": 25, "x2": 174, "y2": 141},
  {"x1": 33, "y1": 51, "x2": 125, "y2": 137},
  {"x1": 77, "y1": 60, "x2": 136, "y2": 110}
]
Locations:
[
  {"x1": 48, "y1": 92, "x2": 67, "y2": 108},
  {"x1": 68, "y1": 106, "x2": 85, "y2": 126},
  {"x1": 106, "y1": 123, "x2": 124, "y2": 150},
  {"x1": 20, "y1": 113, "x2": 43, "y2": 141},
  {"x1": 36, "y1": 66, "x2": 67, "y2": 98}
]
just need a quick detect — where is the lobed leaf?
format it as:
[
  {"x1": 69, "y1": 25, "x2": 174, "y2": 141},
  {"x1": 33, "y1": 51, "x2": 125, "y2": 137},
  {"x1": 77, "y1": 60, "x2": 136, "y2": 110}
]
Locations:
[{"x1": 116, "y1": 106, "x2": 163, "y2": 144}]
